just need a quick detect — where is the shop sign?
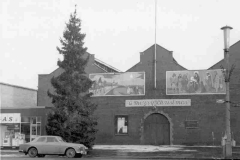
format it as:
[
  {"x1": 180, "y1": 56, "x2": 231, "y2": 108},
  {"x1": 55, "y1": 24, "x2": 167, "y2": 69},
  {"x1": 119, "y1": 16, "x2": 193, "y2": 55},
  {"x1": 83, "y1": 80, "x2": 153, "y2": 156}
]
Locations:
[
  {"x1": 125, "y1": 99, "x2": 191, "y2": 107},
  {"x1": 0, "y1": 113, "x2": 21, "y2": 123},
  {"x1": 7, "y1": 124, "x2": 20, "y2": 130}
]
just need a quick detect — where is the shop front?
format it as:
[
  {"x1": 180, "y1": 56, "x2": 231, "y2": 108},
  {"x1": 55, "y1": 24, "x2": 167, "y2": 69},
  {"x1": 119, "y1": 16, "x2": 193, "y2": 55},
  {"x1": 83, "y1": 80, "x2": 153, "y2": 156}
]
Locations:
[
  {"x1": 1, "y1": 113, "x2": 22, "y2": 147},
  {"x1": 0, "y1": 107, "x2": 48, "y2": 148}
]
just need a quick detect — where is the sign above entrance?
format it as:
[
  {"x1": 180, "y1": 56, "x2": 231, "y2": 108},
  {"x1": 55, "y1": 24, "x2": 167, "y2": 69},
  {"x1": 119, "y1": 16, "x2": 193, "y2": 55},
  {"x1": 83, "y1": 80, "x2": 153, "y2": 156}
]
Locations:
[
  {"x1": 125, "y1": 99, "x2": 191, "y2": 107},
  {"x1": 0, "y1": 113, "x2": 21, "y2": 123}
]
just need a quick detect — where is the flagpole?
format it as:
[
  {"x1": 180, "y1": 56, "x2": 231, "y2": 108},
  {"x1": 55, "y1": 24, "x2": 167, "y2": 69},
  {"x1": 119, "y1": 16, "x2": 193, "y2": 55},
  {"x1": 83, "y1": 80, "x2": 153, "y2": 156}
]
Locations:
[{"x1": 154, "y1": 0, "x2": 157, "y2": 89}]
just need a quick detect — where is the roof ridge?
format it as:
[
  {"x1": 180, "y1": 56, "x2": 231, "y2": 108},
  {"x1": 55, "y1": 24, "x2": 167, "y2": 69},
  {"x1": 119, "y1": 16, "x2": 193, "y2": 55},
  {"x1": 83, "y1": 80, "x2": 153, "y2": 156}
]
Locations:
[
  {"x1": 0, "y1": 82, "x2": 37, "y2": 91},
  {"x1": 94, "y1": 58, "x2": 122, "y2": 72}
]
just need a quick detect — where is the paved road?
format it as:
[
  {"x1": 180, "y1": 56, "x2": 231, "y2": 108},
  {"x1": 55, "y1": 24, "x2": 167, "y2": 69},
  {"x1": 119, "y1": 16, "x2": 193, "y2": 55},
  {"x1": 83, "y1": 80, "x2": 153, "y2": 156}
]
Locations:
[
  {"x1": 0, "y1": 158, "x2": 176, "y2": 160},
  {"x1": 1, "y1": 145, "x2": 240, "y2": 159}
]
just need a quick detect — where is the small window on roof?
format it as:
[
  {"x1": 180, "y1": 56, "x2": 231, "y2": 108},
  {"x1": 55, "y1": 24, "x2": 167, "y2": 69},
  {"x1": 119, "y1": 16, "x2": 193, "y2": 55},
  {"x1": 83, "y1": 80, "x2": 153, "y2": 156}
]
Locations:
[
  {"x1": 47, "y1": 137, "x2": 58, "y2": 142},
  {"x1": 36, "y1": 137, "x2": 46, "y2": 142}
]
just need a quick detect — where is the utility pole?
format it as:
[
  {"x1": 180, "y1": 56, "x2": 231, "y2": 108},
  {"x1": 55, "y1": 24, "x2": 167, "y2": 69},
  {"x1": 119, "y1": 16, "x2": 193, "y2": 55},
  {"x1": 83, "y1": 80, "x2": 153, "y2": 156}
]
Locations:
[{"x1": 221, "y1": 25, "x2": 233, "y2": 159}]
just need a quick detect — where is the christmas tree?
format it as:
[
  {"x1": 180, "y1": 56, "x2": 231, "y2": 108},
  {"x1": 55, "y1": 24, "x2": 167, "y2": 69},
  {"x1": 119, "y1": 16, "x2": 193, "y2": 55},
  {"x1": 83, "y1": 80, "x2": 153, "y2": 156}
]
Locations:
[{"x1": 46, "y1": 7, "x2": 98, "y2": 148}]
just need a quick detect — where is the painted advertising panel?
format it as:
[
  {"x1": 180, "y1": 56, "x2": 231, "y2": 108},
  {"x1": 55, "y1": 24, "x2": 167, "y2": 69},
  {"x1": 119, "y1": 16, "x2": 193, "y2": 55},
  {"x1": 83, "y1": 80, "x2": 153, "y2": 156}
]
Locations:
[
  {"x1": 166, "y1": 69, "x2": 226, "y2": 95},
  {"x1": 89, "y1": 72, "x2": 145, "y2": 96}
]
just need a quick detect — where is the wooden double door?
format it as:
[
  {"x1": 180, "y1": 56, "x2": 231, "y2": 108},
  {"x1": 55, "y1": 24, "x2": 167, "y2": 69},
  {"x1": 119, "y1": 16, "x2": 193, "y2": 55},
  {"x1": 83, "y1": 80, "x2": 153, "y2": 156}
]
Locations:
[{"x1": 143, "y1": 113, "x2": 170, "y2": 145}]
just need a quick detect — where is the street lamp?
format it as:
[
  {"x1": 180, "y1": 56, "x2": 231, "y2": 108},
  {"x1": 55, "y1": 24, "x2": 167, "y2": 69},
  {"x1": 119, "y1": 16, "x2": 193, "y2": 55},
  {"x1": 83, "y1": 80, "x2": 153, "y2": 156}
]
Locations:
[{"x1": 221, "y1": 25, "x2": 233, "y2": 159}]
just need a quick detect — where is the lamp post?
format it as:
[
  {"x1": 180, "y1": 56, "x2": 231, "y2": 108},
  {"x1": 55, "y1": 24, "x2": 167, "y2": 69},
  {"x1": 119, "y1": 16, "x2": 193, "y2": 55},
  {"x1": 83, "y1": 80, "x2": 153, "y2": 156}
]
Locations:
[{"x1": 221, "y1": 25, "x2": 233, "y2": 158}]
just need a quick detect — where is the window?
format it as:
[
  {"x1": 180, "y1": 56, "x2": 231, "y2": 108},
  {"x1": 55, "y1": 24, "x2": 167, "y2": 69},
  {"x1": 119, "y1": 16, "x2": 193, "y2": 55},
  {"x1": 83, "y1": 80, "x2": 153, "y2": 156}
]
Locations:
[
  {"x1": 31, "y1": 117, "x2": 36, "y2": 124},
  {"x1": 57, "y1": 137, "x2": 65, "y2": 142},
  {"x1": 47, "y1": 137, "x2": 58, "y2": 142},
  {"x1": 20, "y1": 116, "x2": 42, "y2": 143},
  {"x1": 37, "y1": 124, "x2": 41, "y2": 135},
  {"x1": 20, "y1": 123, "x2": 30, "y2": 142},
  {"x1": 115, "y1": 115, "x2": 128, "y2": 135},
  {"x1": 36, "y1": 137, "x2": 46, "y2": 142},
  {"x1": 37, "y1": 117, "x2": 41, "y2": 123}
]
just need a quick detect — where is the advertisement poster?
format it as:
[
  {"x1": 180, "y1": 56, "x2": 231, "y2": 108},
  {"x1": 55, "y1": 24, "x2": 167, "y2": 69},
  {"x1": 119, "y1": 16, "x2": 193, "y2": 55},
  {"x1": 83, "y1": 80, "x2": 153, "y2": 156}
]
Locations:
[
  {"x1": 89, "y1": 72, "x2": 145, "y2": 96},
  {"x1": 166, "y1": 69, "x2": 226, "y2": 95}
]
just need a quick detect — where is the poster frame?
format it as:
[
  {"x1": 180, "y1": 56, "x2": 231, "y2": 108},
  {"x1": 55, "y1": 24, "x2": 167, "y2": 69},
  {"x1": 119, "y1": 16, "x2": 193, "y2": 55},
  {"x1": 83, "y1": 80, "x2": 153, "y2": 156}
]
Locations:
[
  {"x1": 89, "y1": 72, "x2": 145, "y2": 97},
  {"x1": 166, "y1": 69, "x2": 226, "y2": 95}
]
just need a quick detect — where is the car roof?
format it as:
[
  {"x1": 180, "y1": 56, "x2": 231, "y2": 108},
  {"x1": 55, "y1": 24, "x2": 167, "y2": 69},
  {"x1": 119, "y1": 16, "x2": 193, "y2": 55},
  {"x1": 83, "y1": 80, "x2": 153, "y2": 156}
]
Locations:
[{"x1": 37, "y1": 136, "x2": 61, "y2": 138}]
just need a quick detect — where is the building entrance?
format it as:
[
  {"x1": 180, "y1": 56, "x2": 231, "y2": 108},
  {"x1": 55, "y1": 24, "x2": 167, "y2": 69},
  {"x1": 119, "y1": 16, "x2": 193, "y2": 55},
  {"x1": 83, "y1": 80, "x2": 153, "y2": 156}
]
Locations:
[
  {"x1": 143, "y1": 113, "x2": 170, "y2": 145},
  {"x1": 30, "y1": 117, "x2": 41, "y2": 141}
]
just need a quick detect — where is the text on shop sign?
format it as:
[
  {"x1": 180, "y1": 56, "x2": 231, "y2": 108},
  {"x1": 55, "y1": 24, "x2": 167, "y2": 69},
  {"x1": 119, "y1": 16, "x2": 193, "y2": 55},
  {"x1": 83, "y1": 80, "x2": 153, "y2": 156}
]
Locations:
[
  {"x1": 0, "y1": 113, "x2": 21, "y2": 123},
  {"x1": 125, "y1": 99, "x2": 191, "y2": 107}
]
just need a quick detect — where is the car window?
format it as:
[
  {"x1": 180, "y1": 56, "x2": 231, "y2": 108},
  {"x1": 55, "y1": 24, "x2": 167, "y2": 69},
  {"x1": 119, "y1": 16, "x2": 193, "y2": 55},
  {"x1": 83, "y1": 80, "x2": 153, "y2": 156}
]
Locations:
[
  {"x1": 57, "y1": 137, "x2": 65, "y2": 142},
  {"x1": 36, "y1": 137, "x2": 46, "y2": 142},
  {"x1": 47, "y1": 137, "x2": 58, "y2": 142}
]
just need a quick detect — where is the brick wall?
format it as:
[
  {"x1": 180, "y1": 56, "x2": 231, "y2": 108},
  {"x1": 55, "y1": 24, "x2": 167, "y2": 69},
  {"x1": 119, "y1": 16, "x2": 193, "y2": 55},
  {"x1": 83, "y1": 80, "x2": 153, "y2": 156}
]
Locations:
[
  {"x1": 38, "y1": 43, "x2": 240, "y2": 145},
  {"x1": 38, "y1": 54, "x2": 105, "y2": 107},
  {"x1": 91, "y1": 44, "x2": 240, "y2": 145},
  {"x1": 208, "y1": 41, "x2": 240, "y2": 145}
]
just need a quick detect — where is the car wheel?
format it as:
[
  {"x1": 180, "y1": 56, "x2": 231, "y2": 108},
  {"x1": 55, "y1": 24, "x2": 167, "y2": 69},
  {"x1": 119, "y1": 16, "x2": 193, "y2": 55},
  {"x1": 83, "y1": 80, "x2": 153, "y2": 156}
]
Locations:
[
  {"x1": 28, "y1": 147, "x2": 38, "y2": 158},
  {"x1": 37, "y1": 154, "x2": 45, "y2": 157},
  {"x1": 66, "y1": 148, "x2": 76, "y2": 158}
]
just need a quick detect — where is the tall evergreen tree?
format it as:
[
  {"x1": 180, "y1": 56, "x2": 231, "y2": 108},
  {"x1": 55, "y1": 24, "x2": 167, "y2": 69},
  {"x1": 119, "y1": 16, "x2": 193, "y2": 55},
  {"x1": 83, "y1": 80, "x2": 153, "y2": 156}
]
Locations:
[{"x1": 46, "y1": 7, "x2": 98, "y2": 148}]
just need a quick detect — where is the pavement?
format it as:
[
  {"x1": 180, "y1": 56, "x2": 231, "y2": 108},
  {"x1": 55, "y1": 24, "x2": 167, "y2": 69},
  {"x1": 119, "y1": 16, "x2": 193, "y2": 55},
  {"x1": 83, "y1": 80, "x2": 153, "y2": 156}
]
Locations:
[{"x1": 1, "y1": 145, "x2": 240, "y2": 159}]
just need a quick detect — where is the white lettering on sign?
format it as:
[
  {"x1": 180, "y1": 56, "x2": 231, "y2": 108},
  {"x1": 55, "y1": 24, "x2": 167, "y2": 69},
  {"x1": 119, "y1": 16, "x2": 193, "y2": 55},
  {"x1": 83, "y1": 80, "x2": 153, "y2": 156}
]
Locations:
[
  {"x1": 125, "y1": 99, "x2": 191, "y2": 107},
  {"x1": 0, "y1": 113, "x2": 21, "y2": 123}
]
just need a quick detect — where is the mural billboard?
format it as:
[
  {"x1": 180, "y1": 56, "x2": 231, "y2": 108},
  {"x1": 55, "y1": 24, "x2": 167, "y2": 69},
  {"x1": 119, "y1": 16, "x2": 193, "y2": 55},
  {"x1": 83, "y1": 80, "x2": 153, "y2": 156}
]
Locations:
[
  {"x1": 166, "y1": 69, "x2": 226, "y2": 95},
  {"x1": 89, "y1": 72, "x2": 145, "y2": 96}
]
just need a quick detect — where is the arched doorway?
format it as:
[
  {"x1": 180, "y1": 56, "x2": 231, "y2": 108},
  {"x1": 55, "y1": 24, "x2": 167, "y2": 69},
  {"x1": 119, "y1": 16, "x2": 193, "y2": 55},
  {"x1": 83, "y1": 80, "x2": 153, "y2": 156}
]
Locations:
[{"x1": 143, "y1": 113, "x2": 170, "y2": 145}]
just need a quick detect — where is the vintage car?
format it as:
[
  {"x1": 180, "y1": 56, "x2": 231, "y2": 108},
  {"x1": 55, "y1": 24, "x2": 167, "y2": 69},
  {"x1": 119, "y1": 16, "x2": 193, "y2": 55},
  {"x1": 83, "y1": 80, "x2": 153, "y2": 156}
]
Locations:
[{"x1": 19, "y1": 136, "x2": 87, "y2": 158}]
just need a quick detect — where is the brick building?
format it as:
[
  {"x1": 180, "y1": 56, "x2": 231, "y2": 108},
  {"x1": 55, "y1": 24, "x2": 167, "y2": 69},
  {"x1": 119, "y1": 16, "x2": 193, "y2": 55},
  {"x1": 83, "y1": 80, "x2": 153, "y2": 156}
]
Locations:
[
  {"x1": 38, "y1": 43, "x2": 240, "y2": 146},
  {"x1": 0, "y1": 83, "x2": 48, "y2": 148}
]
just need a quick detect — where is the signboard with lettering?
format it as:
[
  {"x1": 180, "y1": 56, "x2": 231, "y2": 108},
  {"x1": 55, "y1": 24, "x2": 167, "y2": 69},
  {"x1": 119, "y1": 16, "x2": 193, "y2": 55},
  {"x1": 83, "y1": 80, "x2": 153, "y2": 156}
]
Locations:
[
  {"x1": 7, "y1": 124, "x2": 20, "y2": 130},
  {"x1": 89, "y1": 72, "x2": 145, "y2": 96},
  {"x1": 185, "y1": 120, "x2": 198, "y2": 129},
  {"x1": 0, "y1": 113, "x2": 21, "y2": 123},
  {"x1": 125, "y1": 99, "x2": 191, "y2": 107},
  {"x1": 166, "y1": 69, "x2": 226, "y2": 95}
]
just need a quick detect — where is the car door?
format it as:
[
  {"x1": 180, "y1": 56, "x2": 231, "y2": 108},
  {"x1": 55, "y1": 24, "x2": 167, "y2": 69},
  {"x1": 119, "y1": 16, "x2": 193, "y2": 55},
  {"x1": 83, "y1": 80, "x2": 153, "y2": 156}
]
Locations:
[
  {"x1": 44, "y1": 137, "x2": 61, "y2": 154},
  {"x1": 33, "y1": 137, "x2": 47, "y2": 154},
  {"x1": 55, "y1": 137, "x2": 68, "y2": 154}
]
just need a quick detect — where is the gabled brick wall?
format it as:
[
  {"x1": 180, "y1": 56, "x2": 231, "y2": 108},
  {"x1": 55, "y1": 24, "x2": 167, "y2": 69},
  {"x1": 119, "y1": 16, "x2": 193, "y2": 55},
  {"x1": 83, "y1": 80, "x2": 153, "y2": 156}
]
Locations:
[
  {"x1": 37, "y1": 54, "x2": 109, "y2": 107},
  {"x1": 38, "y1": 43, "x2": 240, "y2": 145},
  {"x1": 91, "y1": 44, "x2": 240, "y2": 145}
]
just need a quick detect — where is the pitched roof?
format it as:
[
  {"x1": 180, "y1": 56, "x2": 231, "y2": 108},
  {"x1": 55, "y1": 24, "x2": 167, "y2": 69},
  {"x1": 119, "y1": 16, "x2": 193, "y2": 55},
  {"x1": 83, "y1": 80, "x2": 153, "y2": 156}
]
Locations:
[
  {"x1": 0, "y1": 82, "x2": 37, "y2": 91},
  {"x1": 126, "y1": 44, "x2": 187, "y2": 71},
  {"x1": 207, "y1": 40, "x2": 240, "y2": 70},
  {"x1": 41, "y1": 53, "x2": 121, "y2": 75},
  {"x1": 94, "y1": 58, "x2": 121, "y2": 72}
]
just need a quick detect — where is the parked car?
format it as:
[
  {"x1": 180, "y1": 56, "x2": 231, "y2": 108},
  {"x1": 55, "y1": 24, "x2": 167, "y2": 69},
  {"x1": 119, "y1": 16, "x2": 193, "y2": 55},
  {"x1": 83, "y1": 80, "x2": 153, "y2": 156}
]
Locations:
[{"x1": 19, "y1": 136, "x2": 87, "y2": 158}]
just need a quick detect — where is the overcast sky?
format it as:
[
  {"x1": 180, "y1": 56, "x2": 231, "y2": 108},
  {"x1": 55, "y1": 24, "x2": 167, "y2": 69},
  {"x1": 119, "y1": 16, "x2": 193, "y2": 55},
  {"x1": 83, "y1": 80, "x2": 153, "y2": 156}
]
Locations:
[{"x1": 1, "y1": 0, "x2": 240, "y2": 89}]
